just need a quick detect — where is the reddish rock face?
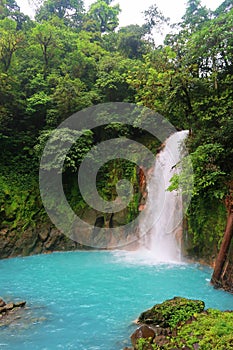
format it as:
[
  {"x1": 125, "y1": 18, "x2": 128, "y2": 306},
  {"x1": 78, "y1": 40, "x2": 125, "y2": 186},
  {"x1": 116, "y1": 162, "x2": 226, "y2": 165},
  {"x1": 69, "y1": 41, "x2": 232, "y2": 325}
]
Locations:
[{"x1": 138, "y1": 166, "x2": 148, "y2": 212}]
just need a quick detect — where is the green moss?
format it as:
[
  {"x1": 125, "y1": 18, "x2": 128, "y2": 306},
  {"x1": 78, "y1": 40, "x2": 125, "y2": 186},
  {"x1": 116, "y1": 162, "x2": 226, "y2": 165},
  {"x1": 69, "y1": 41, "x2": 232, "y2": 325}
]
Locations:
[
  {"x1": 138, "y1": 297, "x2": 205, "y2": 329},
  {"x1": 136, "y1": 337, "x2": 158, "y2": 350},
  {"x1": 165, "y1": 309, "x2": 233, "y2": 350},
  {"x1": 135, "y1": 303, "x2": 233, "y2": 350},
  {"x1": 185, "y1": 196, "x2": 227, "y2": 260},
  {"x1": 1, "y1": 154, "x2": 141, "y2": 235},
  {"x1": 65, "y1": 157, "x2": 141, "y2": 225},
  {"x1": 0, "y1": 172, "x2": 45, "y2": 230}
]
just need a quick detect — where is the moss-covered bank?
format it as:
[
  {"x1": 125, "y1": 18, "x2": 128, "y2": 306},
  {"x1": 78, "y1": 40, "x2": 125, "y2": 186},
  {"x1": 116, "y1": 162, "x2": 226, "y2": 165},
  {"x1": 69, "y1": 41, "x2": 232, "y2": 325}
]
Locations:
[
  {"x1": 127, "y1": 297, "x2": 233, "y2": 350},
  {"x1": 183, "y1": 197, "x2": 227, "y2": 264}
]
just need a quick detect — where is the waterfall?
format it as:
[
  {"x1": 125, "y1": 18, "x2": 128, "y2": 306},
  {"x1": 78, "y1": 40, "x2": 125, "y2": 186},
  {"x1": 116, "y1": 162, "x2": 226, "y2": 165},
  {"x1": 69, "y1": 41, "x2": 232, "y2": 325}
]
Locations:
[{"x1": 138, "y1": 131, "x2": 189, "y2": 263}]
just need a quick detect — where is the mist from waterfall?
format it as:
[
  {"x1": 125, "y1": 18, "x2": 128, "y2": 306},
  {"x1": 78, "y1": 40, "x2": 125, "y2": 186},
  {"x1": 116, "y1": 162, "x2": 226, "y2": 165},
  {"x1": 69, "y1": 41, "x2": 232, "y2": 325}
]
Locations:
[{"x1": 138, "y1": 130, "x2": 189, "y2": 263}]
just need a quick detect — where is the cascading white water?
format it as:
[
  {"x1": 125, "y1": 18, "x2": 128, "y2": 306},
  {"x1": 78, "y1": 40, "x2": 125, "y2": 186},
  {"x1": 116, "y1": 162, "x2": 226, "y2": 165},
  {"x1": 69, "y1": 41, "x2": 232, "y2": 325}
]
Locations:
[{"x1": 138, "y1": 130, "x2": 189, "y2": 263}]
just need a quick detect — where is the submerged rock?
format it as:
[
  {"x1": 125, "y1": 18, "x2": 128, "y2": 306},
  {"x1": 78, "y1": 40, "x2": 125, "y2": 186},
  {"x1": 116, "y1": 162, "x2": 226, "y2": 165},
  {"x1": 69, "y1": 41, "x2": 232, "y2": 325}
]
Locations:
[{"x1": 0, "y1": 298, "x2": 6, "y2": 307}]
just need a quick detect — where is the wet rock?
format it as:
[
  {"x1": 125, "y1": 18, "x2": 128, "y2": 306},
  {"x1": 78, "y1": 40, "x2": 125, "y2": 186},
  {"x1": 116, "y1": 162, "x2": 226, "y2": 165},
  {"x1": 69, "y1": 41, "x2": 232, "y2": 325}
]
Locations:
[
  {"x1": 14, "y1": 301, "x2": 26, "y2": 308},
  {"x1": 0, "y1": 228, "x2": 18, "y2": 258},
  {"x1": 111, "y1": 208, "x2": 129, "y2": 227},
  {"x1": 0, "y1": 200, "x2": 139, "y2": 257},
  {"x1": 0, "y1": 298, "x2": 6, "y2": 307},
  {"x1": 17, "y1": 229, "x2": 39, "y2": 256},
  {"x1": 131, "y1": 325, "x2": 155, "y2": 348},
  {"x1": 0, "y1": 299, "x2": 26, "y2": 317},
  {"x1": 5, "y1": 303, "x2": 14, "y2": 311},
  {"x1": 0, "y1": 306, "x2": 6, "y2": 314},
  {"x1": 0, "y1": 224, "x2": 79, "y2": 259},
  {"x1": 38, "y1": 229, "x2": 49, "y2": 242}
]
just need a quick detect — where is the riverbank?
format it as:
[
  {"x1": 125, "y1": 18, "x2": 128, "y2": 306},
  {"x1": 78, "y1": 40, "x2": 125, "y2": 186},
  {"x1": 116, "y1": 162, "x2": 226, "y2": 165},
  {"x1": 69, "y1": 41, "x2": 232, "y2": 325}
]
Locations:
[{"x1": 126, "y1": 297, "x2": 233, "y2": 350}]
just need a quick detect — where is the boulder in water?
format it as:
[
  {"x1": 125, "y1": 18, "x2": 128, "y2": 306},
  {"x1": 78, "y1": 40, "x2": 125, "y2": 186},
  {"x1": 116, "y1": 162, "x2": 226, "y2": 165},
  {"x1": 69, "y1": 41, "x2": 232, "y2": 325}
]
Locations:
[
  {"x1": 0, "y1": 298, "x2": 6, "y2": 307},
  {"x1": 0, "y1": 298, "x2": 26, "y2": 319}
]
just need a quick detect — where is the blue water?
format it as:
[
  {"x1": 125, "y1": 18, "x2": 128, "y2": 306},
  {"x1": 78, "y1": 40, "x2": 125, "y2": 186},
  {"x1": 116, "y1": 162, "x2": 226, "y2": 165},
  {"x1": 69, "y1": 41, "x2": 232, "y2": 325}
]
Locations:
[{"x1": 0, "y1": 251, "x2": 233, "y2": 350}]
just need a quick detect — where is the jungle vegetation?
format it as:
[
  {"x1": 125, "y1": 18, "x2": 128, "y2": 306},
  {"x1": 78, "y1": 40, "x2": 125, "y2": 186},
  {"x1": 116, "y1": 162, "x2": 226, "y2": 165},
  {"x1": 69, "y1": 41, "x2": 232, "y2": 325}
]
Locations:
[{"x1": 0, "y1": 0, "x2": 232, "y2": 259}]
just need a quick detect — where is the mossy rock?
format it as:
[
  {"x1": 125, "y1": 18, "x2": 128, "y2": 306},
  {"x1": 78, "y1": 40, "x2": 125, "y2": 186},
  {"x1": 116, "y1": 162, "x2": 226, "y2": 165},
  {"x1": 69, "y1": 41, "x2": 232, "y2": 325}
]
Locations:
[{"x1": 138, "y1": 297, "x2": 205, "y2": 329}]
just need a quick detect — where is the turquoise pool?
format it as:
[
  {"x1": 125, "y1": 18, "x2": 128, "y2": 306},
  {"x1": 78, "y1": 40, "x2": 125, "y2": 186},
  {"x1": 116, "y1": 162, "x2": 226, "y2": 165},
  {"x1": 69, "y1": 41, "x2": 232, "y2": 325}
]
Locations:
[{"x1": 0, "y1": 251, "x2": 233, "y2": 349}]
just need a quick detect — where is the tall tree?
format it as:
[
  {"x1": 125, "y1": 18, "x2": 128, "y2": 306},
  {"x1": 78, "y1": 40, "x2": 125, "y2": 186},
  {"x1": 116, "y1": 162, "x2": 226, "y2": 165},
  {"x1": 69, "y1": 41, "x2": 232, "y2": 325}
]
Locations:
[
  {"x1": 144, "y1": 4, "x2": 169, "y2": 35},
  {"x1": 35, "y1": 0, "x2": 85, "y2": 28},
  {"x1": 117, "y1": 24, "x2": 149, "y2": 59},
  {"x1": 181, "y1": 0, "x2": 209, "y2": 31},
  {"x1": 0, "y1": 18, "x2": 24, "y2": 72},
  {"x1": 95, "y1": 52, "x2": 135, "y2": 102},
  {"x1": 83, "y1": 0, "x2": 120, "y2": 33},
  {"x1": 214, "y1": 0, "x2": 233, "y2": 15},
  {"x1": 0, "y1": 0, "x2": 30, "y2": 29}
]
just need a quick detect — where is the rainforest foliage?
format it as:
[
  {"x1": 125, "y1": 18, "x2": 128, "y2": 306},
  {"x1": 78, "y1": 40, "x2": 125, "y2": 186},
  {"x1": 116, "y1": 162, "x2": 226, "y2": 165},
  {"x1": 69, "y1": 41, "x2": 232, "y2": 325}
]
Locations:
[
  {"x1": 136, "y1": 308, "x2": 233, "y2": 350},
  {"x1": 0, "y1": 0, "x2": 232, "y2": 256},
  {"x1": 134, "y1": 297, "x2": 233, "y2": 350}
]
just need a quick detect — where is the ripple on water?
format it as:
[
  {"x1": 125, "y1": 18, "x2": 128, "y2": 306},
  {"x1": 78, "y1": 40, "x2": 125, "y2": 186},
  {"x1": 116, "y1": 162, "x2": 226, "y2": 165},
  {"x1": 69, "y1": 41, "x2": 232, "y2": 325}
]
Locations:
[{"x1": 0, "y1": 251, "x2": 233, "y2": 350}]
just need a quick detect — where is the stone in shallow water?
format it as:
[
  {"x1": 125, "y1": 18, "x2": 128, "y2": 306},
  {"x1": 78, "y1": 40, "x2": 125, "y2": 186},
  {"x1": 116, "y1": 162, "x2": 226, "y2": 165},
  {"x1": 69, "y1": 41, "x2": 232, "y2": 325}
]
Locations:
[
  {"x1": 0, "y1": 301, "x2": 48, "y2": 330},
  {"x1": 14, "y1": 301, "x2": 26, "y2": 308},
  {"x1": 0, "y1": 298, "x2": 6, "y2": 307},
  {"x1": 0, "y1": 298, "x2": 27, "y2": 324},
  {"x1": 5, "y1": 303, "x2": 14, "y2": 311}
]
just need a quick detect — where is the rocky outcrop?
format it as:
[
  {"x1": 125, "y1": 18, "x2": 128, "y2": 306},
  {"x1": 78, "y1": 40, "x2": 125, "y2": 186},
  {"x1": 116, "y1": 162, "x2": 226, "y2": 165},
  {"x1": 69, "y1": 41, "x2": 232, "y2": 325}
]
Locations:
[
  {"x1": 128, "y1": 297, "x2": 205, "y2": 350},
  {"x1": 138, "y1": 297, "x2": 205, "y2": 328},
  {"x1": 130, "y1": 325, "x2": 157, "y2": 348},
  {"x1": 0, "y1": 224, "x2": 80, "y2": 259},
  {"x1": 71, "y1": 206, "x2": 136, "y2": 249},
  {"x1": 0, "y1": 298, "x2": 26, "y2": 321},
  {"x1": 138, "y1": 166, "x2": 148, "y2": 212},
  {"x1": 128, "y1": 298, "x2": 233, "y2": 350},
  {"x1": 0, "y1": 204, "x2": 140, "y2": 258},
  {"x1": 0, "y1": 297, "x2": 43, "y2": 330}
]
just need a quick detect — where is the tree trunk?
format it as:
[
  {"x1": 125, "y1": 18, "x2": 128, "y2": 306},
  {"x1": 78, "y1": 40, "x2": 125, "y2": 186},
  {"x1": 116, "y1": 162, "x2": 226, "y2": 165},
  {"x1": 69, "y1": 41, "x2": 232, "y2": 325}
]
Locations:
[{"x1": 211, "y1": 193, "x2": 233, "y2": 287}]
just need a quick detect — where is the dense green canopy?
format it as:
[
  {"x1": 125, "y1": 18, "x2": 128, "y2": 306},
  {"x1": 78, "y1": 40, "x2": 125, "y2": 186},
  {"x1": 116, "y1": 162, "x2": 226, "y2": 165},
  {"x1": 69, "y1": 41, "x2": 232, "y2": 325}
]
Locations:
[{"x1": 0, "y1": 0, "x2": 232, "y2": 258}]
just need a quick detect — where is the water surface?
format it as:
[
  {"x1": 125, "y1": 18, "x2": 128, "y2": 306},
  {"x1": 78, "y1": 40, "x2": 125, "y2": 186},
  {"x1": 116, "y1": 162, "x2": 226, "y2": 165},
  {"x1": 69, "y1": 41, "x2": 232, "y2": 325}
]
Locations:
[{"x1": 0, "y1": 251, "x2": 233, "y2": 349}]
